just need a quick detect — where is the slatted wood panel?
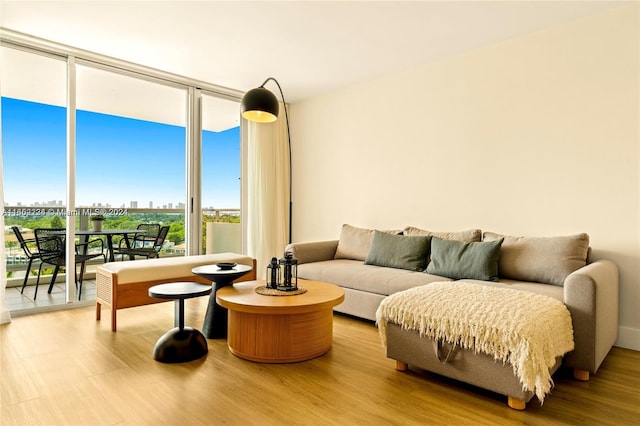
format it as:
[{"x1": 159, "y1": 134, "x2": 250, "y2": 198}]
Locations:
[
  {"x1": 227, "y1": 308, "x2": 335, "y2": 362},
  {"x1": 219, "y1": 280, "x2": 344, "y2": 363},
  {"x1": 1, "y1": 298, "x2": 638, "y2": 425}
]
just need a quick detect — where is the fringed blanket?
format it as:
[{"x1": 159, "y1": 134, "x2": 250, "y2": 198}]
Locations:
[{"x1": 376, "y1": 281, "x2": 574, "y2": 402}]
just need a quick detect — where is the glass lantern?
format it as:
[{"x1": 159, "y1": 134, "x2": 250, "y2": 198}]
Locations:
[
  {"x1": 277, "y1": 251, "x2": 298, "y2": 291},
  {"x1": 266, "y1": 257, "x2": 281, "y2": 289}
]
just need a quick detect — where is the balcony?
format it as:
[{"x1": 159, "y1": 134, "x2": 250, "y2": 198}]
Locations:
[{"x1": 4, "y1": 206, "x2": 240, "y2": 314}]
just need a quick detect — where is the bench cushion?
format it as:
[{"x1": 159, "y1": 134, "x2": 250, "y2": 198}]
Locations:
[{"x1": 98, "y1": 253, "x2": 253, "y2": 284}]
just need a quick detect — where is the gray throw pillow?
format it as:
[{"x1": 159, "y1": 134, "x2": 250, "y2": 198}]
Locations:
[
  {"x1": 364, "y1": 231, "x2": 431, "y2": 271},
  {"x1": 426, "y1": 236, "x2": 503, "y2": 281}
]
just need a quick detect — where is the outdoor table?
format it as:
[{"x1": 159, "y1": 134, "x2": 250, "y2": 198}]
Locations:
[{"x1": 55, "y1": 229, "x2": 148, "y2": 262}]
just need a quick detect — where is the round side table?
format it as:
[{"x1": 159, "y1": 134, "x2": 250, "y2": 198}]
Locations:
[
  {"x1": 148, "y1": 282, "x2": 212, "y2": 363},
  {"x1": 191, "y1": 264, "x2": 253, "y2": 339}
]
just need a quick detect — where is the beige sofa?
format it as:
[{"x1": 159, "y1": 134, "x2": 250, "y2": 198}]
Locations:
[{"x1": 286, "y1": 224, "x2": 619, "y2": 408}]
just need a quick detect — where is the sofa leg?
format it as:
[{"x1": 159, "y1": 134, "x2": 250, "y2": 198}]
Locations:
[
  {"x1": 573, "y1": 368, "x2": 590, "y2": 381},
  {"x1": 96, "y1": 302, "x2": 101, "y2": 320},
  {"x1": 395, "y1": 360, "x2": 408, "y2": 371},
  {"x1": 508, "y1": 396, "x2": 526, "y2": 411}
]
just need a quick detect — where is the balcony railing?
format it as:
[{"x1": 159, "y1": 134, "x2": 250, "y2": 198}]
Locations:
[{"x1": 4, "y1": 206, "x2": 240, "y2": 288}]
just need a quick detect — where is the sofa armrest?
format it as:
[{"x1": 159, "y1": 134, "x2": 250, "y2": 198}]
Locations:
[
  {"x1": 563, "y1": 259, "x2": 619, "y2": 374},
  {"x1": 284, "y1": 240, "x2": 339, "y2": 264}
]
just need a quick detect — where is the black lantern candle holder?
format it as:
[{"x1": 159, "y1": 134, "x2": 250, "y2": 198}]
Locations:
[
  {"x1": 277, "y1": 251, "x2": 298, "y2": 291},
  {"x1": 266, "y1": 257, "x2": 281, "y2": 289},
  {"x1": 265, "y1": 252, "x2": 298, "y2": 291}
]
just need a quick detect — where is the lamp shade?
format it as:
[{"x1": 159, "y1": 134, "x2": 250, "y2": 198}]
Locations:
[{"x1": 241, "y1": 87, "x2": 279, "y2": 123}]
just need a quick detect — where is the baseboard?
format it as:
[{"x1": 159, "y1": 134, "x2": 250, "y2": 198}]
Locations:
[{"x1": 615, "y1": 326, "x2": 640, "y2": 351}]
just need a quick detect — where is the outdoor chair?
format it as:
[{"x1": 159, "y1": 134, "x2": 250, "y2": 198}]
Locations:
[
  {"x1": 34, "y1": 228, "x2": 107, "y2": 300},
  {"x1": 113, "y1": 225, "x2": 169, "y2": 260},
  {"x1": 127, "y1": 223, "x2": 161, "y2": 250},
  {"x1": 113, "y1": 223, "x2": 160, "y2": 260},
  {"x1": 11, "y1": 226, "x2": 43, "y2": 295}
]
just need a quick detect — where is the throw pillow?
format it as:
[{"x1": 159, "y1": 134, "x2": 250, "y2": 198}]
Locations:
[
  {"x1": 482, "y1": 232, "x2": 589, "y2": 286},
  {"x1": 426, "y1": 236, "x2": 503, "y2": 281},
  {"x1": 404, "y1": 226, "x2": 482, "y2": 242},
  {"x1": 364, "y1": 231, "x2": 431, "y2": 271},
  {"x1": 334, "y1": 224, "x2": 402, "y2": 261}
]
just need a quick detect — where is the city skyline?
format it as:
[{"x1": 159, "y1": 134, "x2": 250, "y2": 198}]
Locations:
[{"x1": 1, "y1": 97, "x2": 241, "y2": 208}]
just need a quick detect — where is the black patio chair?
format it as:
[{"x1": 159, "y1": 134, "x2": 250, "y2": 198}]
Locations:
[
  {"x1": 34, "y1": 228, "x2": 106, "y2": 300},
  {"x1": 11, "y1": 226, "x2": 43, "y2": 294},
  {"x1": 131, "y1": 223, "x2": 161, "y2": 248},
  {"x1": 113, "y1": 223, "x2": 160, "y2": 260},
  {"x1": 114, "y1": 225, "x2": 169, "y2": 260},
  {"x1": 125, "y1": 223, "x2": 161, "y2": 250}
]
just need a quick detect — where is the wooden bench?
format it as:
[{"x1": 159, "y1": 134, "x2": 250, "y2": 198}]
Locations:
[{"x1": 95, "y1": 253, "x2": 257, "y2": 331}]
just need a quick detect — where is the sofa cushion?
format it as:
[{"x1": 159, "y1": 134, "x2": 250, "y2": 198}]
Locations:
[
  {"x1": 298, "y1": 259, "x2": 450, "y2": 296},
  {"x1": 334, "y1": 224, "x2": 401, "y2": 261},
  {"x1": 426, "y1": 237, "x2": 503, "y2": 281},
  {"x1": 364, "y1": 231, "x2": 431, "y2": 271},
  {"x1": 463, "y1": 278, "x2": 564, "y2": 302},
  {"x1": 334, "y1": 224, "x2": 372, "y2": 260},
  {"x1": 483, "y1": 231, "x2": 589, "y2": 286},
  {"x1": 404, "y1": 226, "x2": 482, "y2": 242}
]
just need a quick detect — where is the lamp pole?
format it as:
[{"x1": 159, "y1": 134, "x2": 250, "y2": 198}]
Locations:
[{"x1": 242, "y1": 77, "x2": 293, "y2": 244}]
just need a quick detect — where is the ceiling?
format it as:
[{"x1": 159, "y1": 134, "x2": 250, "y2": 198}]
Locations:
[{"x1": 0, "y1": 1, "x2": 629, "y2": 105}]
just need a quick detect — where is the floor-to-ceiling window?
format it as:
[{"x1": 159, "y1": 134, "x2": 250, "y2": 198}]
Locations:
[
  {"x1": 1, "y1": 33, "x2": 244, "y2": 314},
  {"x1": 1, "y1": 46, "x2": 69, "y2": 310},
  {"x1": 201, "y1": 94, "x2": 241, "y2": 254},
  {"x1": 76, "y1": 64, "x2": 188, "y2": 257}
]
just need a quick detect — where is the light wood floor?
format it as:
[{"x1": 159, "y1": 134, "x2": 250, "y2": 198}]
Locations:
[{"x1": 1, "y1": 297, "x2": 638, "y2": 426}]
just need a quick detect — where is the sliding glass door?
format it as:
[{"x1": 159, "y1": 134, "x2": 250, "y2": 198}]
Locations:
[
  {"x1": 1, "y1": 37, "x2": 244, "y2": 314},
  {"x1": 76, "y1": 64, "x2": 188, "y2": 258}
]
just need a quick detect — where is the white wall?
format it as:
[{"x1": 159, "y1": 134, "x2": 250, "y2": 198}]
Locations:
[{"x1": 290, "y1": 5, "x2": 639, "y2": 350}]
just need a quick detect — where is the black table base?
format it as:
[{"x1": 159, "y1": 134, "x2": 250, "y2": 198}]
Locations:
[
  {"x1": 192, "y1": 264, "x2": 253, "y2": 339},
  {"x1": 153, "y1": 327, "x2": 208, "y2": 363},
  {"x1": 202, "y1": 280, "x2": 233, "y2": 339}
]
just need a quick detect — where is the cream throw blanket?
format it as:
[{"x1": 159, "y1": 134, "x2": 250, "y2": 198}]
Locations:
[{"x1": 376, "y1": 281, "x2": 574, "y2": 402}]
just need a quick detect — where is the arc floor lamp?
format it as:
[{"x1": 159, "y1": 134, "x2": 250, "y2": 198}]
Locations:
[{"x1": 240, "y1": 77, "x2": 293, "y2": 244}]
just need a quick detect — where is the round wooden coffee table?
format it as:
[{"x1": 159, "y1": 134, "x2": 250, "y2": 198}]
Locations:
[{"x1": 216, "y1": 280, "x2": 345, "y2": 363}]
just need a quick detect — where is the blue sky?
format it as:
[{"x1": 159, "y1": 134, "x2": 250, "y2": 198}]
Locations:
[{"x1": 1, "y1": 97, "x2": 240, "y2": 208}]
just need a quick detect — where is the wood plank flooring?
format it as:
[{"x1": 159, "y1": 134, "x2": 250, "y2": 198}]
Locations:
[{"x1": 1, "y1": 297, "x2": 639, "y2": 425}]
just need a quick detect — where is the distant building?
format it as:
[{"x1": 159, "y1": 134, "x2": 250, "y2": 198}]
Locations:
[{"x1": 130, "y1": 201, "x2": 138, "y2": 208}]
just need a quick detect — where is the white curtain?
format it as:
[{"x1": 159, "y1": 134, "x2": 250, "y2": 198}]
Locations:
[
  {"x1": 0, "y1": 119, "x2": 11, "y2": 324},
  {"x1": 246, "y1": 103, "x2": 290, "y2": 279}
]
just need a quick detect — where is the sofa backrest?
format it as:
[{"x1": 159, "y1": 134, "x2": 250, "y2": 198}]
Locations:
[{"x1": 483, "y1": 232, "x2": 590, "y2": 286}]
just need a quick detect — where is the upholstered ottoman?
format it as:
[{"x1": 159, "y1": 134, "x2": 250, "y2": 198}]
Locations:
[{"x1": 377, "y1": 281, "x2": 574, "y2": 410}]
